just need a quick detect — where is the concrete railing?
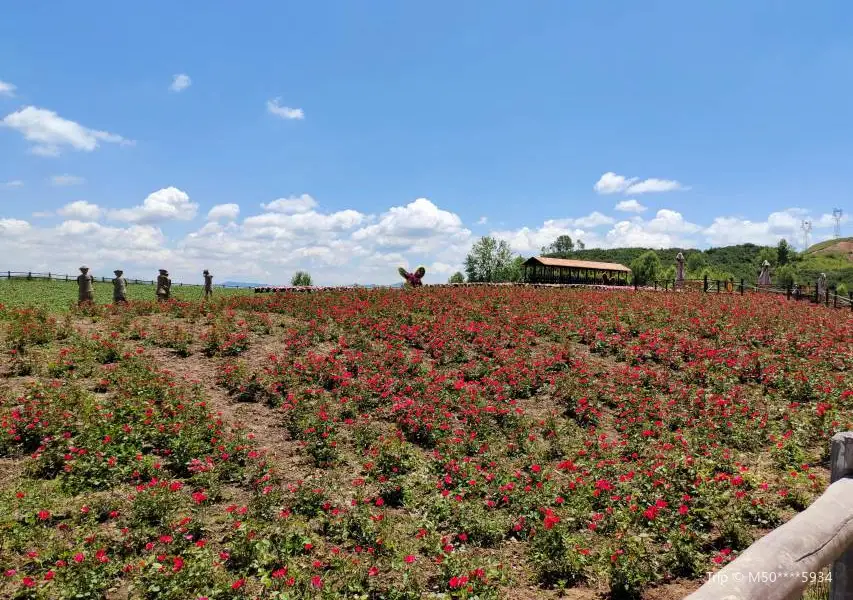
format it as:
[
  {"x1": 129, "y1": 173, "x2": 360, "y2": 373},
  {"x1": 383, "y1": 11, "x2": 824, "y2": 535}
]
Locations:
[{"x1": 687, "y1": 432, "x2": 853, "y2": 600}]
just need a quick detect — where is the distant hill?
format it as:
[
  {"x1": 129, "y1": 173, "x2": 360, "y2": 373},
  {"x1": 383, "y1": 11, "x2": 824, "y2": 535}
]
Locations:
[
  {"x1": 221, "y1": 281, "x2": 270, "y2": 288},
  {"x1": 542, "y1": 242, "x2": 853, "y2": 288},
  {"x1": 805, "y1": 237, "x2": 853, "y2": 259}
]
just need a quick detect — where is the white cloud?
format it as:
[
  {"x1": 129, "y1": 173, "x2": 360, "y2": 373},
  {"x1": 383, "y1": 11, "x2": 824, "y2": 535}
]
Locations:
[
  {"x1": 1, "y1": 106, "x2": 132, "y2": 157},
  {"x1": 0, "y1": 80, "x2": 16, "y2": 97},
  {"x1": 476, "y1": 216, "x2": 488, "y2": 225},
  {"x1": 170, "y1": 74, "x2": 191, "y2": 92},
  {"x1": 615, "y1": 199, "x2": 647, "y2": 213},
  {"x1": 626, "y1": 178, "x2": 684, "y2": 194},
  {"x1": 109, "y1": 187, "x2": 198, "y2": 223},
  {"x1": 594, "y1": 172, "x2": 636, "y2": 194},
  {"x1": 261, "y1": 194, "x2": 317, "y2": 214},
  {"x1": 2, "y1": 180, "x2": 24, "y2": 188},
  {"x1": 0, "y1": 218, "x2": 30, "y2": 236},
  {"x1": 50, "y1": 174, "x2": 86, "y2": 186},
  {"x1": 351, "y1": 198, "x2": 471, "y2": 255},
  {"x1": 57, "y1": 200, "x2": 102, "y2": 221},
  {"x1": 572, "y1": 211, "x2": 615, "y2": 228},
  {"x1": 594, "y1": 171, "x2": 686, "y2": 195},
  {"x1": 267, "y1": 98, "x2": 305, "y2": 120},
  {"x1": 207, "y1": 203, "x2": 240, "y2": 222},
  {"x1": 703, "y1": 208, "x2": 847, "y2": 248}
]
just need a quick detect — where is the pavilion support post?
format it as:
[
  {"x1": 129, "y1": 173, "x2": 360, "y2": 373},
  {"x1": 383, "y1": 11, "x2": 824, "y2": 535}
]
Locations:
[{"x1": 830, "y1": 432, "x2": 853, "y2": 600}]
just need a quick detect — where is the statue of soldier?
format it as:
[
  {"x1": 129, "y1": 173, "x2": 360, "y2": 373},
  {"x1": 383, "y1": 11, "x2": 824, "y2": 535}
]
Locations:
[
  {"x1": 156, "y1": 269, "x2": 171, "y2": 302},
  {"x1": 203, "y1": 269, "x2": 213, "y2": 299},
  {"x1": 77, "y1": 265, "x2": 94, "y2": 305},
  {"x1": 112, "y1": 269, "x2": 128, "y2": 304}
]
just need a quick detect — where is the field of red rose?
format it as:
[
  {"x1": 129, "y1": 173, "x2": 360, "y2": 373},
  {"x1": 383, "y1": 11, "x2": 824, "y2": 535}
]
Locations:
[{"x1": 0, "y1": 287, "x2": 850, "y2": 599}]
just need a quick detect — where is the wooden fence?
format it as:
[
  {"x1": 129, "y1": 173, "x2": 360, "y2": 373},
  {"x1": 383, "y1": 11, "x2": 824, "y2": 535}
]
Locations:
[
  {"x1": 1, "y1": 270, "x2": 248, "y2": 289},
  {"x1": 687, "y1": 432, "x2": 853, "y2": 600}
]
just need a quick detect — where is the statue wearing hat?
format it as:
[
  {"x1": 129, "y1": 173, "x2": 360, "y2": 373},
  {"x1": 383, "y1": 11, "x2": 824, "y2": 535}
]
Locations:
[
  {"x1": 112, "y1": 270, "x2": 128, "y2": 304},
  {"x1": 203, "y1": 269, "x2": 213, "y2": 299},
  {"x1": 398, "y1": 266, "x2": 426, "y2": 288},
  {"x1": 758, "y1": 260, "x2": 772, "y2": 286},
  {"x1": 77, "y1": 265, "x2": 94, "y2": 305},
  {"x1": 156, "y1": 269, "x2": 171, "y2": 302}
]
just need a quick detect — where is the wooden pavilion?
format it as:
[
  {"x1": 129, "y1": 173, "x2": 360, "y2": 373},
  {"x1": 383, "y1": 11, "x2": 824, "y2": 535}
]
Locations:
[{"x1": 522, "y1": 256, "x2": 632, "y2": 285}]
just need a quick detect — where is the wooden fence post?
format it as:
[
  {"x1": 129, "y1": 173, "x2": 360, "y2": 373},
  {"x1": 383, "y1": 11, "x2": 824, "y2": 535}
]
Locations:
[
  {"x1": 787, "y1": 285, "x2": 791, "y2": 300},
  {"x1": 827, "y1": 287, "x2": 831, "y2": 307},
  {"x1": 716, "y1": 279, "x2": 720, "y2": 293},
  {"x1": 834, "y1": 288, "x2": 839, "y2": 309},
  {"x1": 740, "y1": 279, "x2": 744, "y2": 295},
  {"x1": 850, "y1": 292, "x2": 853, "y2": 312},
  {"x1": 703, "y1": 274, "x2": 708, "y2": 292},
  {"x1": 47, "y1": 272, "x2": 51, "y2": 280},
  {"x1": 830, "y1": 432, "x2": 853, "y2": 600}
]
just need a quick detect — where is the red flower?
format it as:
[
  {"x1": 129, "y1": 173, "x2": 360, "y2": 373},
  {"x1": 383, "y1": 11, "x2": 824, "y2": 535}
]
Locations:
[
  {"x1": 368, "y1": 566, "x2": 379, "y2": 576},
  {"x1": 44, "y1": 571, "x2": 55, "y2": 581},
  {"x1": 37, "y1": 510, "x2": 50, "y2": 521},
  {"x1": 173, "y1": 557, "x2": 184, "y2": 572},
  {"x1": 311, "y1": 575, "x2": 323, "y2": 589},
  {"x1": 272, "y1": 568, "x2": 287, "y2": 579},
  {"x1": 22, "y1": 577, "x2": 35, "y2": 587},
  {"x1": 405, "y1": 554, "x2": 416, "y2": 564},
  {"x1": 231, "y1": 579, "x2": 245, "y2": 590}
]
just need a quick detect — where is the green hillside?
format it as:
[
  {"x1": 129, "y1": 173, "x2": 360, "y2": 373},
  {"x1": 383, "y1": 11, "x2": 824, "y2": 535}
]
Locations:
[{"x1": 541, "y1": 241, "x2": 853, "y2": 289}]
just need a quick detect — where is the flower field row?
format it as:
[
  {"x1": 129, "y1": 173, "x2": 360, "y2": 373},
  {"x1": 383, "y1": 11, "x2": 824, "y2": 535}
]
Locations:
[{"x1": 0, "y1": 288, "x2": 850, "y2": 599}]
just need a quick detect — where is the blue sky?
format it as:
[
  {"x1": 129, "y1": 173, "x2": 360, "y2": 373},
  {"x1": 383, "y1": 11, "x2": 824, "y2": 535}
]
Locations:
[{"x1": 0, "y1": 1, "x2": 850, "y2": 284}]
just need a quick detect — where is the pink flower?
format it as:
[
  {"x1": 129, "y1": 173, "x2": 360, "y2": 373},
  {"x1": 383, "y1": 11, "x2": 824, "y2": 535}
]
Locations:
[
  {"x1": 311, "y1": 575, "x2": 323, "y2": 589},
  {"x1": 405, "y1": 554, "x2": 416, "y2": 564}
]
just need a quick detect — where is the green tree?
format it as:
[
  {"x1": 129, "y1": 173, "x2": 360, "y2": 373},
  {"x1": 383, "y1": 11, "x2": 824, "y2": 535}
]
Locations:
[
  {"x1": 777, "y1": 239, "x2": 791, "y2": 266},
  {"x1": 630, "y1": 251, "x2": 661, "y2": 286},
  {"x1": 542, "y1": 235, "x2": 574, "y2": 255},
  {"x1": 756, "y1": 247, "x2": 776, "y2": 270},
  {"x1": 837, "y1": 282, "x2": 849, "y2": 297},
  {"x1": 448, "y1": 272, "x2": 465, "y2": 284},
  {"x1": 775, "y1": 264, "x2": 797, "y2": 288},
  {"x1": 661, "y1": 265, "x2": 676, "y2": 283},
  {"x1": 576, "y1": 239, "x2": 586, "y2": 250},
  {"x1": 500, "y1": 256, "x2": 526, "y2": 282},
  {"x1": 464, "y1": 236, "x2": 517, "y2": 282},
  {"x1": 686, "y1": 252, "x2": 707, "y2": 276},
  {"x1": 291, "y1": 271, "x2": 313, "y2": 286}
]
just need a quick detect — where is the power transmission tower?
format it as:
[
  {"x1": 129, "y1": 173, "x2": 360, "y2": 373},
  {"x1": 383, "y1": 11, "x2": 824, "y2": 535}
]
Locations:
[
  {"x1": 833, "y1": 208, "x2": 844, "y2": 238},
  {"x1": 801, "y1": 220, "x2": 812, "y2": 251}
]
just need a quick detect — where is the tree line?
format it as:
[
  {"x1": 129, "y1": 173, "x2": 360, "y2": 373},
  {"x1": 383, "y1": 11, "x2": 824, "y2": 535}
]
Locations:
[{"x1": 452, "y1": 236, "x2": 851, "y2": 294}]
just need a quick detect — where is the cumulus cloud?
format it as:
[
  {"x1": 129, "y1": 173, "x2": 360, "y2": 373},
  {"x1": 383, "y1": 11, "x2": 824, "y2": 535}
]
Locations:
[
  {"x1": 615, "y1": 199, "x2": 647, "y2": 213},
  {"x1": 50, "y1": 174, "x2": 86, "y2": 186},
  {"x1": 267, "y1": 98, "x2": 304, "y2": 120},
  {"x1": 207, "y1": 203, "x2": 240, "y2": 222},
  {"x1": 58, "y1": 200, "x2": 102, "y2": 221},
  {"x1": 703, "y1": 208, "x2": 847, "y2": 248},
  {"x1": 572, "y1": 211, "x2": 615, "y2": 228},
  {"x1": 0, "y1": 218, "x2": 30, "y2": 236},
  {"x1": 594, "y1": 172, "x2": 686, "y2": 195},
  {"x1": 2, "y1": 180, "x2": 24, "y2": 188},
  {"x1": 261, "y1": 194, "x2": 317, "y2": 214},
  {"x1": 0, "y1": 80, "x2": 16, "y2": 97},
  {"x1": 170, "y1": 74, "x2": 191, "y2": 92},
  {"x1": 109, "y1": 187, "x2": 198, "y2": 223},
  {"x1": 1, "y1": 106, "x2": 133, "y2": 157},
  {"x1": 476, "y1": 216, "x2": 488, "y2": 225},
  {"x1": 351, "y1": 198, "x2": 471, "y2": 254}
]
